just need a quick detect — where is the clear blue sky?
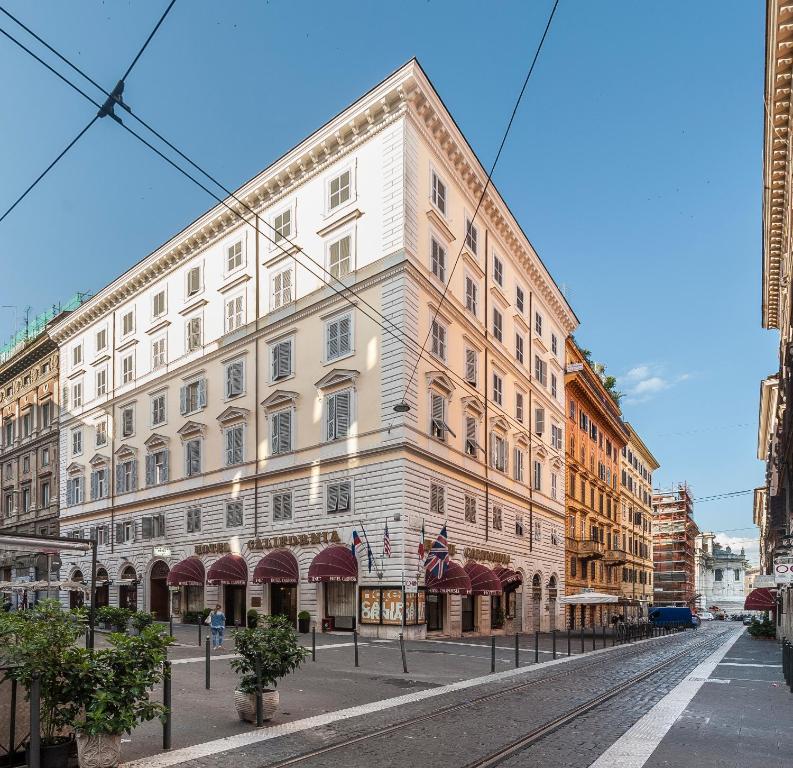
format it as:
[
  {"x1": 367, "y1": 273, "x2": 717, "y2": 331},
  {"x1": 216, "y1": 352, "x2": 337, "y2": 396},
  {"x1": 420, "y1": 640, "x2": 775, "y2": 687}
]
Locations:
[{"x1": 0, "y1": 1, "x2": 771, "y2": 560}]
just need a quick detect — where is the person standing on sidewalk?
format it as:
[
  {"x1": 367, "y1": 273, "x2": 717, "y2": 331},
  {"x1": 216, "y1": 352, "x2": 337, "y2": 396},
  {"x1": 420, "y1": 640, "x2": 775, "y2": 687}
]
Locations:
[{"x1": 208, "y1": 604, "x2": 226, "y2": 650}]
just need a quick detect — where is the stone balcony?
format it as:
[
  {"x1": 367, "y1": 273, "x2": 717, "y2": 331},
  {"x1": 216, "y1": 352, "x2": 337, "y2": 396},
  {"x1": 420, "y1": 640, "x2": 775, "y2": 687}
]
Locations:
[{"x1": 567, "y1": 538, "x2": 605, "y2": 560}]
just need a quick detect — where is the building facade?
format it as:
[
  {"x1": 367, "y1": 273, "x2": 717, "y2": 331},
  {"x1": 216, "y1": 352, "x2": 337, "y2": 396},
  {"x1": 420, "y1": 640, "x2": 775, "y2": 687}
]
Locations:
[
  {"x1": 0, "y1": 322, "x2": 64, "y2": 597},
  {"x1": 619, "y1": 423, "x2": 659, "y2": 614},
  {"x1": 564, "y1": 341, "x2": 628, "y2": 627},
  {"x1": 51, "y1": 60, "x2": 576, "y2": 638},
  {"x1": 651, "y1": 484, "x2": 699, "y2": 607},
  {"x1": 693, "y1": 533, "x2": 748, "y2": 614}
]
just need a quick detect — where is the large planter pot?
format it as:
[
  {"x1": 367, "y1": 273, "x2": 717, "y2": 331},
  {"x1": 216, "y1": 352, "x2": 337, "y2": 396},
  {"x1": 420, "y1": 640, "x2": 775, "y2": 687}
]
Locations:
[
  {"x1": 75, "y1": 732, "x2": 122, "y2": 768},
  {"x1": 298, "y1": 617, "x2": 310, "y2": 634},
  {"x1": 25, "y1": 737, "x2": 72, "y2": 768},
  {"x1": 234, "y1": 689, "x2": 279, "y2": 723}
]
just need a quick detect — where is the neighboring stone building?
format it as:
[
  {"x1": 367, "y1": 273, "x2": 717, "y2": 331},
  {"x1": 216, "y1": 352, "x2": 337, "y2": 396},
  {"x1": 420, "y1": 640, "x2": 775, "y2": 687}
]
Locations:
[
  {"x1": 651, "y1": 484, "x2": 699, "y2": 606},
  {"x1": 619, "y1": 424, "x2": 659, "y2": 615},
  {"x1": 49, "y1": 60, "x2": 576, "y2": 637},
  {"x1": 694, "y1": 532, "x2": 749, "y2": 614},
  {"x1": 0, "y1": 299, "x2": 82, "y2": 597},
  {"x1": 564, "y1": 341, "x2": 629, "y2": 627}
]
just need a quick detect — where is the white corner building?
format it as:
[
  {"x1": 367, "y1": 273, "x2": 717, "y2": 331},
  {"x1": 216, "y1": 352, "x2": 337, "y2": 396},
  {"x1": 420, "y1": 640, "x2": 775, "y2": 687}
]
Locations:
[{"x1": 50, "y1": 60, "x2": 577, "y2": 637}]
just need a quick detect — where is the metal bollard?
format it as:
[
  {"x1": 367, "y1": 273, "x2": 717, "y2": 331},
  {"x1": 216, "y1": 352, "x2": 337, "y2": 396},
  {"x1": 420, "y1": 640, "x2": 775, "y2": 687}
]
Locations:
[
  {"x1": 170, "y1": 616, "x2": 174, "y2": 638},
  {"x1": 552, "y1": 629, "x2": 556, "y2": 660},
  {"x1": 9, "y1": 679, "x2": 17, "y2": 760},
  {"x1": 354, "y1": 629, "x2": 359, "y2": 668},
  {"x1": 198, "y1": 619, "x2": 202, "y2": 647},
  {"x1": 515, "y1": 633, "x2": 520, "y2": 668},
  {"x1": 612, "y1": 625, "x2": 616, "y2": 647},
  {"x1": 592, "y1": 626, "x2": 596, "y2": 651},
  {"x1": 312, "y1": 626, "x2": 316, "y2": 661},
  {"x1": 580, "y1": 625, "x2": 585, "y2": 654},
  {"x1": 162, "y1": 661, "x2": 172, "y2": 750},
  {"x1": 205, "y1": 636, "x2": 211, "y2": 689},
  {"x1": 255, "y1": 656, "x2": 263, "y2": 727},
  {"x1": 567, "y1": 627, "x2": 571, "y2": 656},
  {"x1": 399, "y1": 632, "x2": 408, "y2": 674},
  {"x1": 602, "y1": 625, "x2": 606, "y2": 648},
  {"x1": 491, "y1": 636, "x2": 496, "y2": 673},
  {"x1": 29, "y1": 675, "x2": 40, "y2": 768},
  {"x1": 534, "y1": 631, "x2": 539, "y2": 663}
]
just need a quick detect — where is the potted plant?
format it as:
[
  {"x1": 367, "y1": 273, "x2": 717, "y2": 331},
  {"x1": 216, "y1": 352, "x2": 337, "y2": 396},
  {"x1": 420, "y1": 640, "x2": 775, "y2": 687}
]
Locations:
[
  {"x1": 129, "y1": 611, "x2": 155, "y2": 634},
  {"x1": 0, "y1": 600, "x2": 85, "y2": 768},
  {"x1": 246, "y1": 608, "x2": 259, "y2": 629},
  {"x1": 96, "y1": 606, "x2": 131, "y2": 633},
  {"x1": 747, "y1": 616, "x2": 776, "y2": 639},
  {"x1": 230, "y1": 615, "x2": 309, "y2": 723},
  {"x1": 297, "y1": 611, "x2": 311, "y2": 634},
  {"x1": 63, "y1": 624, "x2": 173, "y2": 767}
]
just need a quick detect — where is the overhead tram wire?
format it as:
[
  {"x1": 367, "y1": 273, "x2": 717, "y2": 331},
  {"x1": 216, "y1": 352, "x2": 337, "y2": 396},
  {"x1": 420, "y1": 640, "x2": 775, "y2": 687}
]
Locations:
[
  {"x1": 0, "y1": 1, "x2": 176, "y2": 221},
  {"x1": 396, "y1": 0, "x2": 561, "y2": 412},
  {"x1": 0, "y1": 20, "x2": 571, "y2": 465}
]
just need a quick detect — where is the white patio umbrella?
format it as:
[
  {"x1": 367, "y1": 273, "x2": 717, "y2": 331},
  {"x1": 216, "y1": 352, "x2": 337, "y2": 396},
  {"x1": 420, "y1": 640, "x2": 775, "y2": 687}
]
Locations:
[{"x1": 558, "y1": 591, "x2": 619, "y2": 605}]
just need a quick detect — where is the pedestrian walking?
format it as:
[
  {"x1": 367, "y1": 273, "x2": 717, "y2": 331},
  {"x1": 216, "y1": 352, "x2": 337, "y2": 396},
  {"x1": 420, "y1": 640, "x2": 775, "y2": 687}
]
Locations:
[{"x1": 208, "y1": 604, "x2": 226, "y2": 650}]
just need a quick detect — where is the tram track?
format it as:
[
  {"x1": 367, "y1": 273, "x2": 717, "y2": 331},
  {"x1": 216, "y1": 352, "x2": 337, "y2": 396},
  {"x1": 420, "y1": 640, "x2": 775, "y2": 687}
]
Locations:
[{"x1": 257, "y1": 627, "x2": 725, "y2": 768}]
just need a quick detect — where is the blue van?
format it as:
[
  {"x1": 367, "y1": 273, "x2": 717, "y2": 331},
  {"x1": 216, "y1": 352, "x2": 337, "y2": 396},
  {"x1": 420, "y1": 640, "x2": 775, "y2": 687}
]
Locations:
[{"x1": 648, "y1": 607, "x2": 695, "y2": 628}]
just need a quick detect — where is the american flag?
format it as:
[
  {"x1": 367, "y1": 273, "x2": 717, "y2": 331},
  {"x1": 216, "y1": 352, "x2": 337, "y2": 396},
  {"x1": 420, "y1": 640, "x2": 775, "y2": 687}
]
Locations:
[
  {"x1": 425, "y1": 524, "x2": 449, "y2": 578},
  {"x1": 383, "y1": 523, "x2": 391, "y2": 557}
]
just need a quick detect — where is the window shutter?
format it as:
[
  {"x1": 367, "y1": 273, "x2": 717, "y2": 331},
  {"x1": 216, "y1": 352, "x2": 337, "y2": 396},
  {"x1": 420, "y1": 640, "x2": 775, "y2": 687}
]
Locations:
[
  {"x1": 115, "y1": 522, "x2": 123, "y2": 543},
  {"x1": 431, "y1": 393, "x2": 444, "y2": 438},
  {"x1": 225, "y1": 429, "x2": 234, "y2": 465},
  {"x1": 327, "y1": 320, "x2": 339, "y2": 360},
  {"x1": 228, "y1": 361, "x2": 243, "y2": 395},
  {"x1": 327, "y1": 484, "x2": 339, "y2": 513},
  {"x1": 162, "y1": 450, "x2": 169, "y2": 482},
  {"x1": 465, "y1": 349, "x2": 476, "y2": 384},
  {"x1": 535, "y1": 408, "x2": 545, "y2": 435},
  {"x1": 339, "y1": 482, "x2": 350, "y2": 511},
  {"x1": 282, "y1": 270, "x2": 292, "y2": 304},
  {"x1": 142, "y1": 516, "x2": 152, "y2": 540},
  {"x1": 278, "y1": 411, "x2": 291, "y2": 454},
  {"x1": 197, "y1": 379, "x2": 207, "y2": 409},
  {"x1": 234, "y1": 426, "x2": 244, "y2": 462},
  {"x1": 335, "y1": 392, "x2": 350, "y2": 438},
  {"x1": 339, "y1": 315, "x2": 351, "y2": 355},
  {"x1": 179, "y1": 385, "x2": 187, "y2": 415},
  {"x1": 130, "y1": 459, "x2": 138, "y2": 491},
  {"x1": 115, "y1": 464, "x2": 124, "y2": 494},
  {"x1": 145, "y1": 455, "x2": 154, "y2": 486},
  {"x1": 326, "y1": 394, "x2": 336, "y2": 440},
  {"x1": 66, "y1": 479, "x2": 74, "y2": 506},
  {"x1": 283, "y1": 493, "x2": 292, "y2": 520},
  {"x1": 90, "y1": 471, "x2": 98, "y2": 500}
]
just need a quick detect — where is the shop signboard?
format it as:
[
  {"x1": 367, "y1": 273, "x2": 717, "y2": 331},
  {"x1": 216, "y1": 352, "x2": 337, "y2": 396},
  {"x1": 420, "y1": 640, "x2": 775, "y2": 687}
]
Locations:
[
  {"x1": 774, "y1": 557, "x2": 793, "y2": 584},
  {"x1": 404, "y1": 577, "x2": 418, "y2": 594}
]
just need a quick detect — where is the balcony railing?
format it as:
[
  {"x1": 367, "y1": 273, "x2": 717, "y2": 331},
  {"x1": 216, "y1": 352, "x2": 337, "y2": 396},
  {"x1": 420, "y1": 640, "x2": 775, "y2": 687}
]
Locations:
[
  {"x1": 567, "y1": 538, "x2": 605, "y2": 559},
  {"x1": 603, "y1": 548, "x2": 629, "y2": 565}
]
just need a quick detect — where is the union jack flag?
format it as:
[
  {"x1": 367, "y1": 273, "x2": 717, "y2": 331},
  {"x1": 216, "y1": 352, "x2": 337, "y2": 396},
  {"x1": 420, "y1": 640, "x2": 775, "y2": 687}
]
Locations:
[
  {"x1": 425, "y1": 524, "x2": 449, "y2": 578},
  {"x1": 383, "y1": 523, "x2": 391, "y2": 557}
]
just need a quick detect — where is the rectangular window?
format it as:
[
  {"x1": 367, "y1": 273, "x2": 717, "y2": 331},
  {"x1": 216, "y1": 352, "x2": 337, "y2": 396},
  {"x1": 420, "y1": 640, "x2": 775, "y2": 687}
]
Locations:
[
  {"x1": 430, "y1": 483, "x2": 445, "y2": 514},
  {"x1": 465, "y1": 347, "x2": 478, "y2": 386},
  {"x1": 225, "y1": 425, "x2": 244, "y2": 465},
  {"x1": 185, "y1": 439, "x2": 201, "y2": 477},
  {"x1": 96, "y1": 328, "x2": 107, "y2": 352},
  {"x1": 515, "y1": 333, "x2": 524, "y2": 364},
  {"x1": 325, "y1": 481, "x2": 351, "y2": 514},
  {"x1": 152, "y1": 337, "x2": 167, "y2": 369},
  {"x1": 226, "y1": 500, "x2": 244, "y2": 527},
  {"x1": 226, "y1": 240, "x2": 243, "y2": 271},
  {"x1": 72, "y1": 343, "x2": 83, "y2": 367},
  {"x1": 271, "y1": 340, "x2": 292, "y2": 381},
  {"x1": 491, "y1": 434, "x2": 507, "y2": 472},
  {"x1": 180, "y1": 378, "x2": 206, "y2": 415},
  {"x1": 147, "y1": 393, "x2": 165, "y2": 427},
  {"x1": 152, "y1": 290, "x2": 166, "y2": 318},
  {"x1": 328, "y1": 235, "x2": 352, "y2": 279},
  {"x1": 326, "y1": 390, "x2": 351, "y2": 441},
  {"x1": 551, "y1": 333, "x2": 558, "y2": 356},
  {"x1": 121, "y1": 353, "x2": 134, "y2": 384},
  {"x1": 96, "y1": 368, "x2": 107, "y2": 396},
  {"x1": 430, "y1": 319, "x2": 447, "y2": 360},
  {"x1": 551, "y1": 373, "x2": 558, "y2": 399},
  {"x1": 41, "y1": 402, "x2": 51, "y2": 428},
  {"x1": 326, "y1": 313, "x2": 352, "y2": 360},
  {"x1": 328, "y1": 169, "x2": 351, "y2": 210},
  {"x1": 225, "y1": 359, "x2": 245, "y2": 397},
  {"x1": 141, "y1": 514, "x2": 166, "y2": 540},
  {"x1": 551, "y1": 423, "x2": 562, "y2": 450},
  {"x1": 22, "y1": 411, "x2": 32, "y2": 437},
  {"x1": 493, "y1": 254, "x2": 503, "y2": 286},
  {"x1": 515, "y1": 514, "x2": 524, "y2": 537},
  {"x1": 273, "y1": 209, "x2": 292, "y2": 243},
  {"x1": 95, "y1": 420, "x2": 107, "y2": 448},
  {"x1": 225, "y1": 295, "x2": 244, "y2": 332},
  {"x1": 22, "y1": 454, "x2": 29, "y2": 473},
  {"x1": 186, "y1": 317, "x2": 202, "y2": 352},
  {"x1": 464, "y1": 494, "x2": 477, "y2": 523},
  {"x1": 551, "y1": 472, "x2": 558, "y2": 500},
  {"x1": 492, "y1": 308, "x2": 503, "y2": 342},
  {"x1": 516, "y1": 392, "x2": 524, "y2": 423},
  {"x1": 72, "y1": 428, "x2": 82, "y2": 456},
  {"x1": 534, "y1": 520, "x2": 542, "y2": 543},
  {"x1": 514, "y1": 447, "x2": 524, "y2": 482},
  {"x1": 186, "y1": 508, "x2": 201, "y2": 533},
  {"x1": 271, "y1": 268, "x2": 293, "y2": 310},
  {"x1": 534, "y1": 355, "x2": 547, "y2": 386},
  {"x1": 431, "y1": 237, "x2": 446, "y2": 282},
  {"x1": 67, "y1": 476, "x2": 84, "y2": 505},
  {"x1": 465, "y1": 218, "x2": 478, "y2": 254},
  {"x1": 117, "y1": 459, "x2": 137, "y2": 493},
  {"x1": 266, "y1": 491, "x2": 291, "y2": 521},
  {"x1": 533, "y1": 461, "x2": 542, "y2": 491},
  {"x1": 121, "y1": 406, "x2": 134, "y2": 438},
  {"x1": 492, "y1": 505, "x2": 502, "y2": 530},
  {"x1": 534, "y1": 311, "x2": 543, "y2": 336},
  {"x1": 464, "y1": 415, "x2": 478, "y2": 457},
  {"x1": 41, "y1": 446, "x2": 50, "y2": 466},
  {"x1": 3, "y1": 420, "x2": 12, "y2": 446},
  {"x1": 72, "y1": 383, "x2": 82, "y2": 409},
  {"x1": 430, "y1": 392, "x2": 450, "y2": 441},
  {"x1": 40, "y1": 481, "x2": 50, "y2": 508},
  {"x1": 492, "y1": 373, "x2": 503, "y2": 406},
  {"x1": 144, "y1": 449, "x2": 169, "y2": 486},
  {"x1": 121, "y1": 310, "x2": 134, "y2": 337},
  {"x1": 516, "y1": 286, "x2": 525, "y2": 314},
  {"x1": 271, "y1": 409, "x2": 292, "y2": 455},
  {"x1": 465, "y1": 275, "x2": 478, "y2": 315},
  {"x1": 534, "y1": 407, "x2": 545, "y2": 436},
  {"x1": 187, "y1": 266, "x2": 201, "y2": 297},
  {"x1": 431, "y1": 170, "x2": 446, "y2": 215}
]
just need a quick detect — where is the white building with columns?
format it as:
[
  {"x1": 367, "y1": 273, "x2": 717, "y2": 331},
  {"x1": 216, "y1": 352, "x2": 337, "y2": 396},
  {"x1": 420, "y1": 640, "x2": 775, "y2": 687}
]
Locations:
[{"x1": 50, "y1": 59, "x2": 577, "y2": 637}]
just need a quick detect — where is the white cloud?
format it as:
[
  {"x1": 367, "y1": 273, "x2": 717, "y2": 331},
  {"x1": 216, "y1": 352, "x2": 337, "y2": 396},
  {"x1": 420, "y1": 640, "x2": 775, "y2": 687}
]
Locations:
[
  {"x1": 620, "y1": 362, "x2": 691, "y2": 405},
  {"x1": 713, "y1": 534, "x2": 760, "y2": 567}
]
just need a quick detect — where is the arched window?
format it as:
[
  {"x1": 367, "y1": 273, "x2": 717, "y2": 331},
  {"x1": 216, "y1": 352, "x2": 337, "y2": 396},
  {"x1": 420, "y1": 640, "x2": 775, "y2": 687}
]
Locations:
[{"x1": 532, "y1": 574, "x2": 542, "y2": 600}]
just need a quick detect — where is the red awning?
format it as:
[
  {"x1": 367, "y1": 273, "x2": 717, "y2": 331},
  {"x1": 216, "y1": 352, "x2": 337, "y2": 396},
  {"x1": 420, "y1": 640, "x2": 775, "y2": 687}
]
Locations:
[
  {"x1": 493, "y1": 566, "x2": 523, "y2": 590},
  {"x1": 166, "y1": 557, "x2": 205, "y2": 587},
  {"x1": 464, "y1": 561, "x2": 503, "y2": 595},
  {"x1": 252, "y1": 550, "x2": 299, "y2": 584},
  {"x1": 206, "y1": 554, "x2": 248, "y2": 586},
  {"x1": 744, "y1": 587, "x2": 777, "y2": 612},
  {"x1": 426, "y1": 561, "x2": 472, "y2": 595},
  {"x1": 307, "y1": 545, "x2": 358, "y2": 582}
]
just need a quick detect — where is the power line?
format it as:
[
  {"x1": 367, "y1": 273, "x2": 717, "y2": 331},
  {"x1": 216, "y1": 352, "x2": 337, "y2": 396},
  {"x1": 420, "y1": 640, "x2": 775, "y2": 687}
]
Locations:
[
  {"x1": 0, "y1": 17, "x2": 571, "y2": 463},
  {"x1": 120, "y1": 0, "x2": 176, "y2": 82},
  {"x1": 693, "y1": 489, "x2": 754, "y2": 503},
  {"x1": 0, "y1": 115, "x2": 98, "y2": 224},
  {"x1": 398, "y1": 0, "x2": 561, "y2": 409}
]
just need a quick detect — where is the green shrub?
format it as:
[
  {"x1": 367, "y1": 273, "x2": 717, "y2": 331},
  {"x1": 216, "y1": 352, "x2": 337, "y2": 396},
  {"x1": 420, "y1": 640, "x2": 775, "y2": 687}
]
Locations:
[
  {"x1": 298, "y1": 610, "x2": 310, "y2": 620},
  {"x1": 96, "y1": 606, "x2": 132, "y2": 631},
  {"x1": 747, "y1": 617, "x2": 776, "y2": 638},
  {"x1": 183, "y1": 608, "x2": 211, "y2": 625},
  {"x1": 130, "y1": 611, "x2": 155, "y2": 632},
  {"x1": 246, "y1": 608, "x2": 259, "y2": 628}
]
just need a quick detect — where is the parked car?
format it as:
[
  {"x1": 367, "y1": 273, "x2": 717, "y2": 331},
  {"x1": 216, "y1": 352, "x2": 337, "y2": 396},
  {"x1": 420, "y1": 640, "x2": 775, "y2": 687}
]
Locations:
[
  {"x1": 649, "y1": 607, "x2": 696, "y2": 627},
  {"x1": 743, "y1": 615, "x2": 753, "y2": 625},
  {"x1": 699, "y1": 611, "x2": 714, "y2": 621}
]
